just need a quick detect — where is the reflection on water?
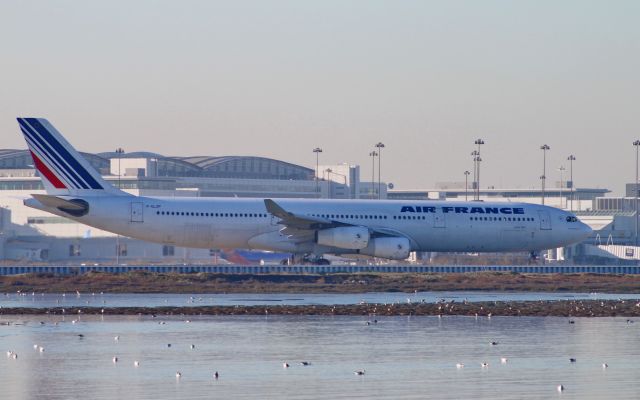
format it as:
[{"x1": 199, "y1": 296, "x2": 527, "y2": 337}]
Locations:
[
  {"x1": 2, "y1": 291, "x2": 640, "y2": 308},
  {"x1": 1, "y1": 314, "x2": 639, "y2": 399}
]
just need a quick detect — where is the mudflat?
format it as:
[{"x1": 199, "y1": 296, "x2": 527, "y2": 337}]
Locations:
[
  {"x1": 2, "y1": 299, "x2": 640, "y2": 317},
  {"x1": 1, "y1": 270, "x2": 640, "y2": 294}
]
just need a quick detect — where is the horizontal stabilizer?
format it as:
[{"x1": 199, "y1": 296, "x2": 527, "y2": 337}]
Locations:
[
  {"x1": 31, "y1": 194, "x2": 89, "y2": 216},
  {"x1": 32, "y1": 194, "x2": 85, "y2": 210}
]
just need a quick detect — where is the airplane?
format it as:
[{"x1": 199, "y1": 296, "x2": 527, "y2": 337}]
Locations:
[{"x1": 17, "y1": 117, "x2": 592, "y2": 264}]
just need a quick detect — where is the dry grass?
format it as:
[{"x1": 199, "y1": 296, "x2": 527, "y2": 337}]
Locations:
[{"x1": 1, "y1": 271, "x2": 640, "y2": 294}]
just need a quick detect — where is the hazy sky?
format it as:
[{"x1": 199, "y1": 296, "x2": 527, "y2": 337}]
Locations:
[{"x1": 1, "y1": 1, "x2": 638, "y2": 194}]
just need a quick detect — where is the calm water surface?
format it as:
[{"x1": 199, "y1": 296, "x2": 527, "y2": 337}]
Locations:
[
  {"x1": 2, "y1": 291, "x2": 639, "y2": 308},
  {"x1": 1, "y1": 314, "x2": 639, "y2": 399}
]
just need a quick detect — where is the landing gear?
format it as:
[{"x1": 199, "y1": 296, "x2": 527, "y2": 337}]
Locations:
[
  {"x1": 302, "y1": 255, "x2": 331, "y2": 265},
  {"x1": 280, "y1": 254, "x2": 331, "y2": 265}
]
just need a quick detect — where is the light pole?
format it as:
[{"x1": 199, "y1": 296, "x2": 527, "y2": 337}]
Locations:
[
  {"x1": 369, "y1": 151, "x2": 378, "y2": 199},
  {"x1": 325, "y1": 168, "x2": 333, "y2": 199},
  {"x1": 634, "y1": 141, "x2": 640, "y2": 246},
  {"x1": 464, "y1": 171, "x2": 470, "y2": 201},
  {"x1": 313, "y1": 147, "x2": 322, "y2": 197},
  {"x1": 567, "y1": 155, "x2": 576, "y2": 211},
  {"x1": 474, "y1": 139, "x2": 484, "y2": 201},
  {"x1": 471, "y1": 150, "x2": 479, "y2": 200},
  {"x1": 540, "y1": 144, "x2": 550, "y2": 205},
  {"x1": 375, "y1": 142, "x2": 385, "y2": 200},
  {"x1": 115, "y1": 147, "x2": 125, "y2": 265},
  {"x1": 558, "y1": 165, "x2": 566, "y2": 208}
]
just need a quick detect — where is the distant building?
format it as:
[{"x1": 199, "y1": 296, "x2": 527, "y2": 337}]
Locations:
[{"x1": 389, "y1": 183, "x2": 609, "y2": 212}]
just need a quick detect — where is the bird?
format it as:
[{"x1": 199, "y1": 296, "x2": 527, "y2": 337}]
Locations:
[
  {"x1": 176, "y1": 371, "x2": 182, "y2": 378},
  {"x1": 190, "y1": 344, "x2": 195, "y2": 350},
  {"x1": 557, "y1": 384, "x2": 565, "y2": 392},
  {"x1": 602, "y1": 363, "x2": 608, "y2": 369},
  {"x1": 33, "y1": 344, "x2": 39, "y2": 350},
  {"x1": 481, "y1": 362, "x2": 489, "y2": 368},
  {"x1": 114, "y1": 336, "x2": 120, "y2": 341},
  {"x1": 167, "y1": 344, "x2": 172, "y2": 348},
  {"x1": 489, "y1": 341, "x2": 498, "y2": 346},
  {"x1": 300, "y1": 361, "x2": 311, "y2": 366},
  {"x1": 500, "y1": 357, "x2": 508, "y2": 364},
  {"x1": 112, "y1": 356, "x2": 118, "y2": 363},
  {"x1": 38, "y1": 346, "x2": 45, "y2": 353},
  {"x1": 569, "y1": 320, "x2": 575, "y2": 324},
  {"x1": 456, "y1": 363, "x2": 464, "y2": 369},
  {"x1": 77, "y1": 334, "x2": 84, "y2": 338},
  {"x1": 134, "y1": 361, "x2": 140, "y2": 367},
  {"x1": 283, "y1": 362, "x2": 290, "y2": 368},
  {"x1": 11, "y1": 353, "x2": 17, "y2": 360},
  {"x1": 570, "y1": 358, "x2": 577, "y2": 363},
  {"x1": 213, "y1": 371, "x2": 219, "y2": 379},
  {"x1": 354, "y1": 370, "x2": 365, "y2": 375}
]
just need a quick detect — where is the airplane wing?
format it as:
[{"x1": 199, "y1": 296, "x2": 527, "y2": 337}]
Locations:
[
  {"x1": 263, "y1": 199, "x2": 404, "y2": 242},
  {"x1": 264, "y1": 199, "x2": 351, "y2": 230}
]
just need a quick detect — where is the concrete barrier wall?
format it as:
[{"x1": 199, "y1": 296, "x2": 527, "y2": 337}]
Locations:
[{"x1": 1, "y1": 264, "x2": 639, "y2": 275}]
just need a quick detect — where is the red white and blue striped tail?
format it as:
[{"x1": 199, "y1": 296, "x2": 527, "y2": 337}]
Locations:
[{"x1": 17, "y1": 118, "x2": 120, "y2": 196}]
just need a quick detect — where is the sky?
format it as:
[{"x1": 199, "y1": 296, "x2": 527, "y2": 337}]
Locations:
[{"x1": 0, "y1": 1, "x2": 638, "y2": 194}]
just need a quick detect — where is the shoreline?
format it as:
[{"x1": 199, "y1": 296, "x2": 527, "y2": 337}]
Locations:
[
  {"x1": 2, "y1": 299, "x2": 640, "y2": 317},
  {"x1": 2, "y1": 271, "x2": 640, "y2": 294}
]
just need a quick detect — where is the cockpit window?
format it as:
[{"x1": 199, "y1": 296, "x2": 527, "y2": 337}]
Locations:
[{"x1": 566, "y1": 216, "x2": 578, "y2": 222}]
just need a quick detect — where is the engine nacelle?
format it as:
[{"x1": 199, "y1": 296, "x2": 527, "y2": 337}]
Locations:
[
  {"x1": 359, "y1": 237, "x2": 411, "y2": 260},
  {"x1": 317, "y1": 226, "x2": 370, "y2": 250}
]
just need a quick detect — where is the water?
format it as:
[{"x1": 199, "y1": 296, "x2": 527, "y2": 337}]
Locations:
[
  {"x1": 2, "y1": 291, "x2": 640, "y2": 308},
  {"x1": 1, "y1": 314, "x2": 639, "y2": 399}
]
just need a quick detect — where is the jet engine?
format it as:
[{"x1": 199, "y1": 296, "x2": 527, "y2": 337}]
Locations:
[
  {"x1": 359, "y1": 237, "x2": 410, "y2": 260},
  {"x1": 317, "y1": 226, "x2": 370, "y2": 249}
]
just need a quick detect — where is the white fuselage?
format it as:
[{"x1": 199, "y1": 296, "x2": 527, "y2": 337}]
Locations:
[{"x1": 26, "y1": 195, "x2": 592, "y2": 256}]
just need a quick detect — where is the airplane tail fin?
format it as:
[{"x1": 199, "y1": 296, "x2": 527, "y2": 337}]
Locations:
[{"x1": 17, "y1": 118, "x2": 124, "y2": 196}]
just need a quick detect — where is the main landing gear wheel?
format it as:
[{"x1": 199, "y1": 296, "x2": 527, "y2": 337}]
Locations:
[{"x1": 302, "y1": 255, "x2": 331, "y2": 265}]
